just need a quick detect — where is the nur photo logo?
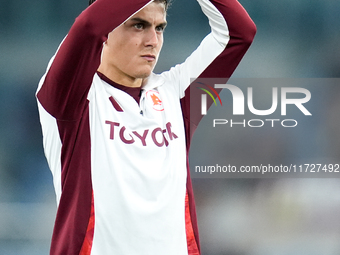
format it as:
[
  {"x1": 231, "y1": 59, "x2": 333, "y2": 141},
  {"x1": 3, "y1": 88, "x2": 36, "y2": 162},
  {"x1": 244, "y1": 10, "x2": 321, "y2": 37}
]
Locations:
[
  {"x1": 196, "y1": 80, "x2": 312, "y2": 128},
  {"x1": 197, "y1": 82, "x2": 223, "y2": 115}
]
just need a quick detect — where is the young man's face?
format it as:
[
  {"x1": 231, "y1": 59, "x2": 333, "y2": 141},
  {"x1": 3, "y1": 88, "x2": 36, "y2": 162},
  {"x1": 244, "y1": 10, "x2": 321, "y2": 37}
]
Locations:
[{"x1": 101, "y1": 2, "x2": 167, "y2": 86}]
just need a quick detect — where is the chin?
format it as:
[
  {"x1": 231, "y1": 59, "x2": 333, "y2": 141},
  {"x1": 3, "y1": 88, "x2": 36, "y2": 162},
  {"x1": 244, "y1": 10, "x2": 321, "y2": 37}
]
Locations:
[{"x1": 135, "y1": 69, "x2": 153, "y2": 79}]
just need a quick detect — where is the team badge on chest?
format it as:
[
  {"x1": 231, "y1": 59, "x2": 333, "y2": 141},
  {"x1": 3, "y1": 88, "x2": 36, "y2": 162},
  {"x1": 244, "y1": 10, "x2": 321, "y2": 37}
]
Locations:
[{"x1": 146, "y1": 90, "x2": 164, "y2": 111}]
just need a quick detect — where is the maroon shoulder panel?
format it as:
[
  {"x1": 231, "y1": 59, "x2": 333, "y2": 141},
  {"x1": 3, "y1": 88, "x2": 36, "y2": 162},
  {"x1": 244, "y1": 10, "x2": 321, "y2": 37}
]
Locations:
[{"x1": 51, "y1": 103, "x2": 92, "y2": 255}]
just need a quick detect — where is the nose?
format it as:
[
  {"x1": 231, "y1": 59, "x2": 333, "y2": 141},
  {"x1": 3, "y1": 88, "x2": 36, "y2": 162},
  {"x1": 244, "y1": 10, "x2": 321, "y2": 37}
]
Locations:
[{"x1": 145, "y1": 28, "x2": 159, "y2": 48}]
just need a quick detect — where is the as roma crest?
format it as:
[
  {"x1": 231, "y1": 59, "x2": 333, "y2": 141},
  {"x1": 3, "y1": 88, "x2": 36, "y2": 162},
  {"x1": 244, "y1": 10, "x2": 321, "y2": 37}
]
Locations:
[{"x1": 146, "y1": 90, "x2": 164, "y2": 111}]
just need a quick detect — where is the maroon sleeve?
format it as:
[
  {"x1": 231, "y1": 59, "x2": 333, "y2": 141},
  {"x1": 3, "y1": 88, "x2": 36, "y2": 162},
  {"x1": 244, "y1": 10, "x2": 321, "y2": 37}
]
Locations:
[{"x1": 37, "y1": 0, "x2": 152, "y2": 120}]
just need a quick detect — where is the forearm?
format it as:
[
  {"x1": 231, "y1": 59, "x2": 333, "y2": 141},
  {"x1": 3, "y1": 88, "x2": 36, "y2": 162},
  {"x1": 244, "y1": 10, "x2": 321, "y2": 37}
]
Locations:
[
  {"x1": 170, "y1": 0, "x2": 256, "y2": 97},
  {"x1": 37, "y1": 0, "x2": 152, "y2": 120},
  {"x1": 198, "y1": 0, "x2": 256, "y2": 48},
  {"x1": 197, "y1": 0, "x2": 256, "y2": 79}
]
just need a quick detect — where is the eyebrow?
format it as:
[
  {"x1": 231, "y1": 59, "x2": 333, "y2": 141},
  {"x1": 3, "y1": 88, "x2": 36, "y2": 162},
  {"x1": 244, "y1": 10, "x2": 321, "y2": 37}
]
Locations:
[{"x1": 129, "y1": 17, "x2": 167, "y2": 28}]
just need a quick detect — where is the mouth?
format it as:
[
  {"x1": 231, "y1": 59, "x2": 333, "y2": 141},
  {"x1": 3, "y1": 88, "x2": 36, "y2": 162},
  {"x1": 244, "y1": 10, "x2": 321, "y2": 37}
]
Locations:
[{"x1": 141, "y1": 54, "x2": 156, "y2": 62}]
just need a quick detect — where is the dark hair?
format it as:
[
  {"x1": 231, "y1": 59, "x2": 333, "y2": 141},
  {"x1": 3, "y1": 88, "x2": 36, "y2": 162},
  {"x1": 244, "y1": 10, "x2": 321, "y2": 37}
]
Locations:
[
  {"x1": 89, "y1": 0, "x2": 170, "y2": 11},
  {"x1": 153, "y1": 0, "x2": 170, "y2": 11}
]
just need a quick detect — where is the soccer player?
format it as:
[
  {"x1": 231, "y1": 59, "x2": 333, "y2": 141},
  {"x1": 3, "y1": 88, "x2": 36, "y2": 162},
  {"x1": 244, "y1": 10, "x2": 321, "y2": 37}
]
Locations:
[{"x1": 36, "y1": 0, "x2": 256, "y2": 254}]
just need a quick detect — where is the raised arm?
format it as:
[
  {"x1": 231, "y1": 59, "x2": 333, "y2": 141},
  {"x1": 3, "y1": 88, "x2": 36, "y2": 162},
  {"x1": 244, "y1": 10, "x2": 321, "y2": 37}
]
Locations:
[
  {"x1": 178, "y1": 0, "x2": 256, "y2": 141},
  {"x1": 37, "y1": 0, "x2": 152, "y2": 120}
]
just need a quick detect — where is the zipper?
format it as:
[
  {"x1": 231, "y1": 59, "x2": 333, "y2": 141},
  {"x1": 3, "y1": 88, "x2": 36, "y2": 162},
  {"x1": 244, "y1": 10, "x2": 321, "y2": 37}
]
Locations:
[{"x1": 139, "y1": 90, "x2": 146, "y2": 116}]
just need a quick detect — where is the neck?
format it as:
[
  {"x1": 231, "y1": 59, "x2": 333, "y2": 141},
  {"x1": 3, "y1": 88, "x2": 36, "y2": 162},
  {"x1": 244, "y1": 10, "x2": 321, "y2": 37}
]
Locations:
[{"x1": 97, "y1": 65, "x2": 143, "y2": 88}]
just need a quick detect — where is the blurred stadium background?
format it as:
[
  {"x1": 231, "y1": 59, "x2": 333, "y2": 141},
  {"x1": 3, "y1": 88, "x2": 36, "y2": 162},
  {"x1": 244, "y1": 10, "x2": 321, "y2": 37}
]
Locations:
[{"x1": 1, "y1": 0, "x2": 340, "y2": 254}]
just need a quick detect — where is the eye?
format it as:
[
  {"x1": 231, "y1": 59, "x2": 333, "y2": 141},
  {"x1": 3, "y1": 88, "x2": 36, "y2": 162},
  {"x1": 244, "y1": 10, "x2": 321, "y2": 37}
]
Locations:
[
  {"x1": 134, "y1": 23, "x2": 144, "y2": 30},
  {"x1": 156, "y1": 25, "x2": 165, "y2": 33}
]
